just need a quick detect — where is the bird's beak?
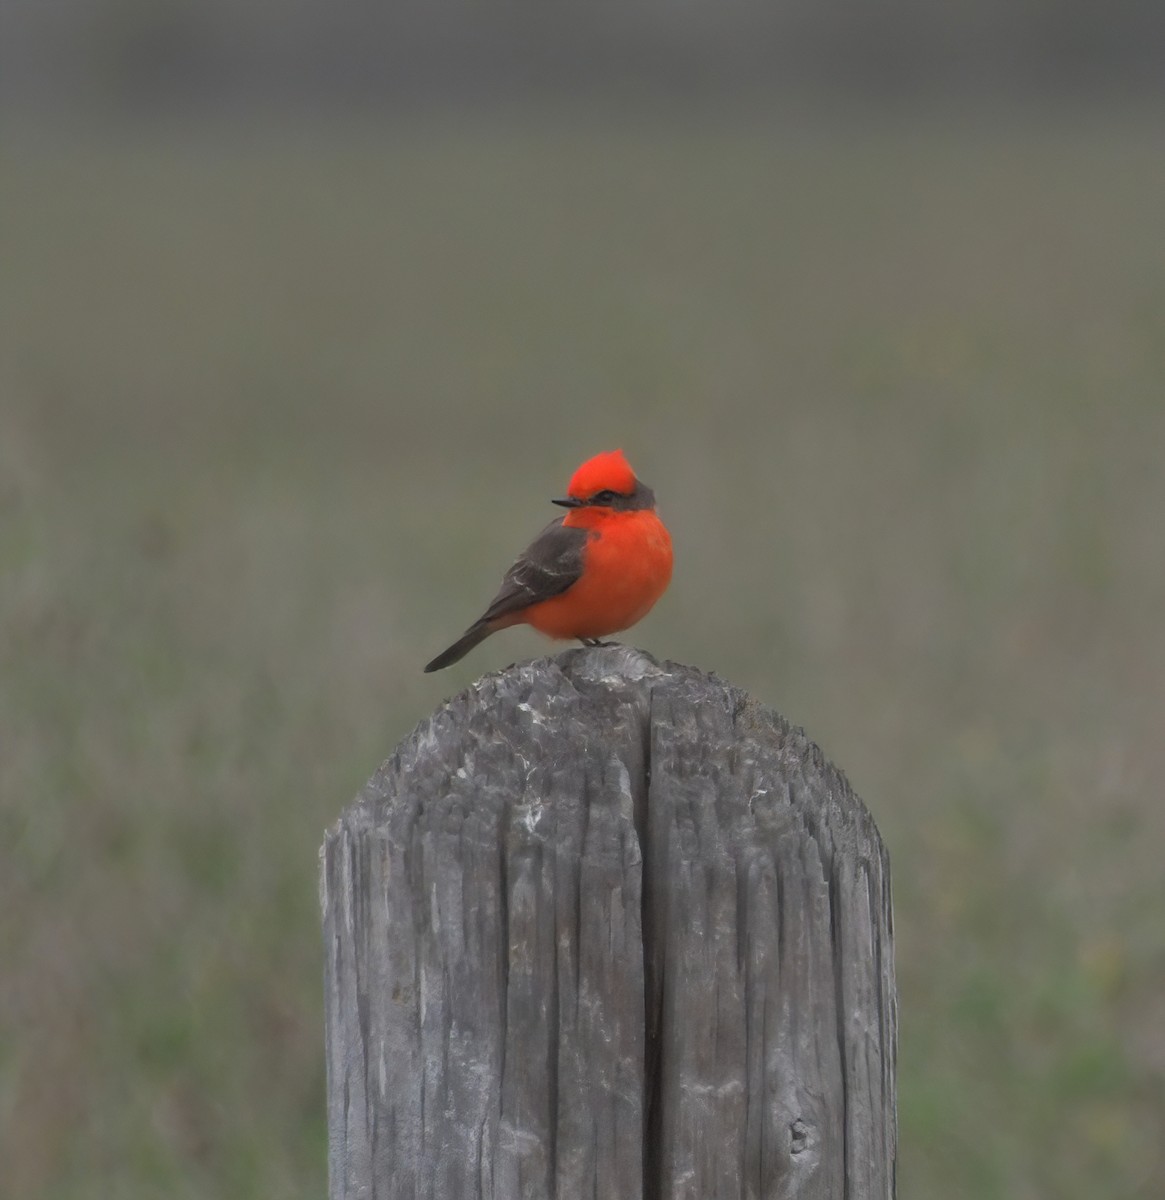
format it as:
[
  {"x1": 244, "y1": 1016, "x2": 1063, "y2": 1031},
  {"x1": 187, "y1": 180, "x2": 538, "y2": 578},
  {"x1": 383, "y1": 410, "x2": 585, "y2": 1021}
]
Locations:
[{"x1": 552, "y1": 496, "x2": 584, "y2": 508}]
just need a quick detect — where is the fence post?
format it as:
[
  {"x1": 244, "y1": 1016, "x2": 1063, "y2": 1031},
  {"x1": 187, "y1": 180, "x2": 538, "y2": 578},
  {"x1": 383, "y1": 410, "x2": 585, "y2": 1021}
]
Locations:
[{"x1": 321, "y1": 645, "x2": 896, "y2": 1199}]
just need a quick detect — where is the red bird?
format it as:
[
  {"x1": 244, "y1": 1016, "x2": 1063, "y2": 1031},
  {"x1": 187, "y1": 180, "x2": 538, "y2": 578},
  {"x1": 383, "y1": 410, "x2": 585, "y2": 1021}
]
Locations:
[{"x1": 424, "y1": 449, "x2": 673, "y2": 672}]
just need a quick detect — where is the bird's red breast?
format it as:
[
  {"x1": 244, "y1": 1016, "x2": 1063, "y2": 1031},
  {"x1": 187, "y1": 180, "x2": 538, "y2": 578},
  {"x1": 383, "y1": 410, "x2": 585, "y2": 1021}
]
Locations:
[{"x1": 521, "y1": 506, "x2": 673, "y2": 639}]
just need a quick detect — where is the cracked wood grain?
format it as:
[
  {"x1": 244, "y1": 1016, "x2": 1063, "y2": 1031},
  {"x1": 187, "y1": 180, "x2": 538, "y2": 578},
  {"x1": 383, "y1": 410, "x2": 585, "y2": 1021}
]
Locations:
[{"x1": 321, "y1": 646, "x2": 896, "y2": 1199}]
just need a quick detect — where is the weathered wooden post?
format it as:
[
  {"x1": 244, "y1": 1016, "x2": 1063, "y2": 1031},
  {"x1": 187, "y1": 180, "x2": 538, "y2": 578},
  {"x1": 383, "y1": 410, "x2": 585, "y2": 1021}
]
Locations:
[{"x1": 321, "y1": 646, "x2": 895, "y2": 1199}]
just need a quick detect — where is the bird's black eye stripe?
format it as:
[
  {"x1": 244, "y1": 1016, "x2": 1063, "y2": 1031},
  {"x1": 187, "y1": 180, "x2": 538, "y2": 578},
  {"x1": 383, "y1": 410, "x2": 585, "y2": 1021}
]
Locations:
[{"x1": 591, "y1": 489, "x2": 619, "y2": 504}]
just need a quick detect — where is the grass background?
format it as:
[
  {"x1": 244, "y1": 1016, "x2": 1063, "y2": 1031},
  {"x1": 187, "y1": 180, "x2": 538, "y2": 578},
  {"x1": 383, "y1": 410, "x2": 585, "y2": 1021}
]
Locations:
[{"x1": 3, "y1": 104, "x2": 1164, "y2": 1198}]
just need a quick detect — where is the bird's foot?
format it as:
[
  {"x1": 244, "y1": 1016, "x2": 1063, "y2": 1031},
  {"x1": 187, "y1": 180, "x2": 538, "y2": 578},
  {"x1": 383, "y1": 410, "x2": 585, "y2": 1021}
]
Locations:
[{"x1": 579, "y1": 637, "x2": 621, "y2": 648}]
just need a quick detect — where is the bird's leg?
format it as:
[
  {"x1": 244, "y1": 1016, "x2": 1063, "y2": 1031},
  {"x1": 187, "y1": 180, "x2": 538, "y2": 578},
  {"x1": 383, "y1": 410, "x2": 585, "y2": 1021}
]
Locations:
[{"x1": 579, "y1": 637, "x2": 621, "y2": 648}]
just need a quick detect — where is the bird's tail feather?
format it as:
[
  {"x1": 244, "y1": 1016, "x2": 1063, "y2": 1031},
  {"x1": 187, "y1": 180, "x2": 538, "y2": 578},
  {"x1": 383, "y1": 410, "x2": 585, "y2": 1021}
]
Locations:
[{"x1": 423, "y1": 621, "x2": 493, "y2": 673}]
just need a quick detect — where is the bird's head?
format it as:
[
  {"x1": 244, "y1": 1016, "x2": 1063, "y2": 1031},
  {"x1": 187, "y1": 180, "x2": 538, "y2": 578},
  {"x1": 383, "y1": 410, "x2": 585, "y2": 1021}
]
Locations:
[{"x1": 552, "y1": 449, "x2": 655, "y2": 513}]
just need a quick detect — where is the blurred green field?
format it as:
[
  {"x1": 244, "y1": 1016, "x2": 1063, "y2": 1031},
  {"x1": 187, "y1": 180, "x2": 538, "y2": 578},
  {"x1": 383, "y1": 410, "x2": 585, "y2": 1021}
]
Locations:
[{"x1": 2, "y1": 105, "x2": 1164, "y2": 1199}]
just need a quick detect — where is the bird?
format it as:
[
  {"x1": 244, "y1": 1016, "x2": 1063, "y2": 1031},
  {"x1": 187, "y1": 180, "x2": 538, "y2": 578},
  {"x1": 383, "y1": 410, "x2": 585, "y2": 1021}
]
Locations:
[{"x1": 424, "y1": 449, "x2": 673, "y2": 672}]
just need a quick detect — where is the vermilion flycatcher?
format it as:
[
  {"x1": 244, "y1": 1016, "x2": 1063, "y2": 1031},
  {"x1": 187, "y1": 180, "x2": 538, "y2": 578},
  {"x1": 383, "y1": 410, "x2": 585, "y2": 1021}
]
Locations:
[{"x1": 424, "y1": 449, "x2": 673, "y2": 672}]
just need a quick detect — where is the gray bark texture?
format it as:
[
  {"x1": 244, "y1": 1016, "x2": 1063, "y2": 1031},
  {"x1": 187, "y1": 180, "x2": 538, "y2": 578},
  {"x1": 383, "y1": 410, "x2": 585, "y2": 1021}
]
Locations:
[{"x1": 320, "y1": 646, "x2": 896, "y2": 1200}]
